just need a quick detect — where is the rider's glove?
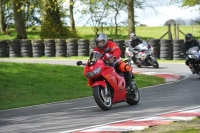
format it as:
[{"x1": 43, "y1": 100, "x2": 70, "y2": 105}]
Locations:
[{"x1": 108, "y1": 56, "x2": 116, "y2": 64}]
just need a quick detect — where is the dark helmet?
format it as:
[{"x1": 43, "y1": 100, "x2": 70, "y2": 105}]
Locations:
[
  {"x1": 95, "y1": 33, "x2": 108, "y2": 50},
  {"x1": 130, "y1": 32, "x2": 137, "y2": 40},
  {"x1": 185, "y1": 33, "x2": 193, "y2": 42}
]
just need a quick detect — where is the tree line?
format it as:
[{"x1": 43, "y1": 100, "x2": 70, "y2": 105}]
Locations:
[{"x1": 0, "y1": 0, "x2": 199, "y2": 39}]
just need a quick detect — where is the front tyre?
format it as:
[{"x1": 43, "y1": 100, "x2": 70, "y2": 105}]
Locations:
[
  {"x1": 126, "y1": 82, "x2": 140, "y2": 105},
  {"x1": 150, "y1": 57, "x2": 159, "y2": 68},
  {"x1": 92, "y1": 85, "x2": 112, "y2": 111}
]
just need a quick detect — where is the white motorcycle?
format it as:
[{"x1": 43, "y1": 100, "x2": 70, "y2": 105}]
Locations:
[
  {"x1": 125, "y1": 41, "x2": 159, "y2": 68},
  {"x1": 180, "y1": 46, "x2": 200, "y2": 75}
]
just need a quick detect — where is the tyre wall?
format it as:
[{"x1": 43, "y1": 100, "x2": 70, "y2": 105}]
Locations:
[
  {"x1": 0, "y1": 40, "x2": 8, "y2": 57},
  {"x1": 66, "y1": 38, "x2": 78, "y2": 57},
  {"x1": 20, "y1": 39, "x2": 32, "y2": 57},
  {"x1": 148, "y1": 39, "x2": 160, "y2": 59},
  {"x1": 160, "y1": 39, "x2": 173, "y2": 60},
  {"x1": 89, "y1": 38, "x2": 96, "y2": 55},
  {"x1": 172, "y1": 39, "x2": 184, "y2": 60},
  {"x1": 32, "y1": 39, "x2": 44, "y2": 57},
  {"x1": 44, "y1": 39, "x2": 55, "y2": 57},
  {"x1": 113, "y1": 39, "x2": 125, "y2": 58},
  {"x1": 78, "y1": 39, "x2": 89, "y2": 56},
  {"x1": 55, "y1": 39, "x2": 66, "y2": 57},
  {"x1": 8, "y1": 39, "x2": 20, "y2": 58}
]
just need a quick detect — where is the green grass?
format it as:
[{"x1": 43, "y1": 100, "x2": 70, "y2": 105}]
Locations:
[
  {"x1": 130, "y1": 117, "x2": 200, "y2": 133},
  {"x1": 0, "y1": 62, "x2": 165, "y2": 110},
  {"x1": 0, "y1": 25, "x2": 199, "y2": 40},
  {"x1": 0, "y1": 56, "x2": 186, "y2": 63}
]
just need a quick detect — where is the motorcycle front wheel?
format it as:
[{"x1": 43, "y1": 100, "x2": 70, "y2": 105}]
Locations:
[
  {"x1": 126, "y1": 82, "x2": 140, "y2": 105},
  {"x1": 149, "y1": 57, "x2": 159, "y2": 68},
  {"x1": 92, "y1": 85, "x2": 112, "y2": 111}
]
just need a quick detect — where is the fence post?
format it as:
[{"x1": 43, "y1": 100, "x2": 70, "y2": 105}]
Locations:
[
  {"x1": 176, "y1": 23, "x2": 179, "y2": 39},
  {"x1": 168, "y1": 24, "x2": 172, "y2": 40},
  {"x1": 174, "y1": 23, "x2": 176, "y2": 39}
]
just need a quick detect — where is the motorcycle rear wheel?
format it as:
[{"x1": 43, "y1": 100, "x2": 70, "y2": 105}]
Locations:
[
  {"x1": 93, "y1": 85, "x2": 112, "y2": 111},
  {"x1": 126, "y1": 82, "x2": 140, "y2": 105}
]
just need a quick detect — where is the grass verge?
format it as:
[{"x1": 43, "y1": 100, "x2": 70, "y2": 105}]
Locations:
[
  {"x1": 0, "y1": 56, "x2": 185, "y2": 63},
  {"x1": 129, "y1": 117, "x2": 200, "y2": 133},
  {"x1": 0, "y1": 62, "x2": 165, "y2": 110}
]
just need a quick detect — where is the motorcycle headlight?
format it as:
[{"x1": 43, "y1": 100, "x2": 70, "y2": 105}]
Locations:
[{"x1": 86, "y1": 67, "x2": 101, "y2": 78}]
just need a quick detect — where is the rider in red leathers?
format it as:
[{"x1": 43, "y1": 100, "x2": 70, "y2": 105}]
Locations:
[{"x1": 93, "y1": 33, "x2": 135, "y2": 91}]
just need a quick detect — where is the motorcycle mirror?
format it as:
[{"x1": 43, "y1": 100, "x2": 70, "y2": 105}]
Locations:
[
  {"x1": 180, "y1": 53, "x2": 184, "y2": 56},
  {"x1": 76, "y1": 61, "x2": 82, "y2": 66},
  {"x1": 104, "y1": 48, "x2": 111, "y2": 53}
]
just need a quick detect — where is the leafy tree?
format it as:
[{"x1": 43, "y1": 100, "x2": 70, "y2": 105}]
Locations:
[
  {"x1": 0, "y1": 0, "x2": 13, "y2": 35},
  {"x1": 170, "y1": 0, "x2": 200, "y2": 12},
  {"x1": 69, "y1": 0, "x2": 76, "y2": 31},
  {"x1": 40, "y1": 0, "x2": 75, "y2": 39},
  {"x1": 13, "y1": 0, "x2": 27, "y2": 39}
]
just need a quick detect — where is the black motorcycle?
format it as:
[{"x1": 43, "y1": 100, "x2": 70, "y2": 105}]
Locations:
[{"x1": 180, "y1": 46, "x2": 200, "y2": 75}]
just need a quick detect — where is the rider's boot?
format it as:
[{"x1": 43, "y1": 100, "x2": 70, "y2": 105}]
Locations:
[
  {"x1": 189, "y1": 64, "x2": 195, "y2": 74},
  {"x1": 124, "y1": 72, "x2": 136, "y2": 93}
]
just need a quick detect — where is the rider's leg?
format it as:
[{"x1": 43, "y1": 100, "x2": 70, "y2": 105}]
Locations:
[
  {"x1": 186, "y1": 60, "x2": 195, "y2": 74},
  {"x1": 123, "y1": 72, "x2": 135, "y2": 91}
]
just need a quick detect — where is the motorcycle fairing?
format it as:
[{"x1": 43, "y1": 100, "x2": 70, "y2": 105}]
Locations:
[{"x1": 101, "y1": 67, "x2": 126, "y2": 103}]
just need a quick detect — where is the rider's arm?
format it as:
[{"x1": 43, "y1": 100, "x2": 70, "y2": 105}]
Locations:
[
  {"x1": 137, "y1": 37, "x2": 143, "y2": 43},
  {"x1": 128, "y1": 40, "x2": 133, "y2": 48},
  {"x1": 194, "y1": 40, "x2": 200, "y2": 48},
  {"x1": 108, "y1": 42, "x2": 121, "y2": 60}
]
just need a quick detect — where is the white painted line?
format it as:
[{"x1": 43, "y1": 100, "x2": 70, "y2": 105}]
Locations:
[
  {"x1": 138, "y1": 116, "x2": 196, "y2": 121},
  {"x1": 81, "y1": 125, "x2": 148, "y2": 131}
]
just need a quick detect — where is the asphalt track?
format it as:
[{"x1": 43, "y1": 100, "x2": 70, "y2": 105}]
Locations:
[{"x1": 0, "y1": 59, "x2": 200, "y2": 133}]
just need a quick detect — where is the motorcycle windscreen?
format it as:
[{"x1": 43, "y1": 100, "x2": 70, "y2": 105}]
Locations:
[
  {"x1": 186, "y1": 46, "x2": 199, "y2": 55},
  {"x1": 88, "y1": 51, "x2": 102, "y2": 64},
  {"x1": 135, "y1": 42, "x2": 149, "y2": 51}
]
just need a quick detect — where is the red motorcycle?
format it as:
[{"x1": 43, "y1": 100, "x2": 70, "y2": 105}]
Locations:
[{"x1": 76, "y1": 48, "x2": 140, "y2": 111}]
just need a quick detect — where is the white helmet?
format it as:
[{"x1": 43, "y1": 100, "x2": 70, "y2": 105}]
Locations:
[
  {"x1": 130, "y1": 33, "x2": 136, "y2": 40},
  {"x1": 95, "y1": 33, "x2": 108, "y2": 50}
]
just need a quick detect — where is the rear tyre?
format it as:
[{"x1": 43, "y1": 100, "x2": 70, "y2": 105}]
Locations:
[
  {"x1": 93, "y1": 85, "x2": 112, "y2": 111},
  {"x1": 126, "y1": 82, "x2": 140, "y2": 105}
]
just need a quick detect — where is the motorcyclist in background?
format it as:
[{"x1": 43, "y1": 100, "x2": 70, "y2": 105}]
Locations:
[
  {"x1": 129, "y1": 33, "x2": 143, "y2": 48},
  {"x1": 128, "y1": 33, "x2": 151, "y2": 64},
  {"x1": 182, "y1": 33, "x2": 200, "y2": 73},
  {"x1": 93, "y1": 33, "x2": 135, "y2": 92}
]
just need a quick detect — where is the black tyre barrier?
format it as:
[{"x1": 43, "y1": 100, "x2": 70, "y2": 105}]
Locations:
[
  {"x1": 148, "y1": 39, "x2": 160, "y2": 59},
  {"x1": 20, "y1": 39, "x2": 32, "y2": 57},
  {"x1": 55, "y1": 39, "x2": 66, "y2": 57},
  {"x1": 8, "y1": 39, "x2": 20, "y2": 58},
  {"x1": 44, "y1": 39, "x2": 55, "y2": 57},
  {"x1": 32, "y1": 39, "x2": 44, "y2": 57},
  {"x1": 160, "y1": 39, "x2": 173, "y2": 60},
  {"x1": 113, "y1": 39, "x2": 125, "y2": 58},
  {"x1": 89, "y1": 38, "x2": 96, "y2": 55},
  {"x1": 66, "y1": 38, "x2": 78, "y2": 56},
  {"x1": 78, "y1": 39, "x2": 89, "y2": 56},
  {"x1": 0, "y1": 40, "x2": 8, "y2": 57},
  {"x1": 172, "y1": 39, "x2": 184, "y2": 60}
]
